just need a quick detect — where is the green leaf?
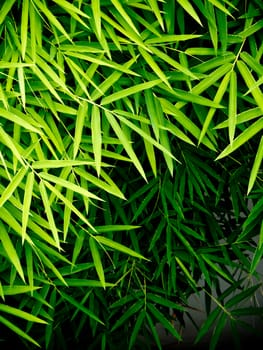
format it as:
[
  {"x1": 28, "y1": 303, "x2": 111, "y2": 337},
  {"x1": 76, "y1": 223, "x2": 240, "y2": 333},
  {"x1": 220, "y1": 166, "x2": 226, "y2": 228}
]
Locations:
[
  {"x1": 128, "y1": 310, "x2": 146, "y2": 350},
  {"x1": 104, "y1": 111, "x2": 146, "y2": 180},
  {"x1": 43, "y1": 180, "x2": 97, "y2": 232},
  {"x1": 0, "y1": 303, "x2": 47, "y2": 324},
  {"x1": 0, "y1": 166, "x2": 28, "y2": 208},
  {"x1": 111, "y1": 300, "x2": 144, "y2": 332},
  {"x1": 208, "y1": 0, "x2": 234, "y2": 17},
  {"x1": 39, "y1": 181, "x2": 61, "y2": 251},
  {"x1": 0, "y1": 0, "x2": 16, "y2": 26},
  {"x1": 147, "y1": 303, "x2": 182, "y2": 340},
  {"x1": 91, "y1": 0, "x2": 101, "y2": 37},
  {"x1": 22, "y1": 171, "x2": 35, "y2": 244},
  {"x1": 138, "y1": 47, "x2": 171, "y2": 87},
  {"x1": 195, "y1": 307, "x2": 221, "y2": 344},
  {"x1": 95, "y1": 236, "x2": 148, "y2": 260},
  {"x1": 0, "y1": 220, "x2": 25, "y2": 282},
  {"x1": 91, "y1": 104, "x2": 102, "y2": 176},
  {"x1": 216, "y1": 117, "x2": 263, "y2": 159},
  {"x1": 210, "y1": 312, "x2": 227, "y2": 350},
  {"x1": 39, "y1": 172, "x2": 102, "y2": 201},
  {"x1": 0, "y1": 315, "x2": 40, "y2": 347},
  {"x1": 228, "y1": 70, "x2": 237, "y2": 144},
  {"x1": 101, "y1": 79, "x2": 161, "y2": 105},
  {"x1": 247, "y1": 135, "x2": 263, "y2": 194},
  {"x1": 176, "y1": 0, "x2": 202, "y2": 26},
  {"x1": 111, "y1": 0, "x2": 139, "y2": 35},
  {"x1": 89, "y1": 237, "x2": 105, "y2": 289},
  {"x1": 59, "y1": 291, "x2": 104, "y2": 324},
  {"x1": 2, "y1": 285, "x2": 40, "y2": 296},
  {"x1": 225, "y1": 284, "x2": 261, "y2": 309},
  {"x1": 237, "y1": 60, "x2": 263, "y2": 113},
  {"x1": 33, "y1": 0, "x2": 72, "y2": 41}
]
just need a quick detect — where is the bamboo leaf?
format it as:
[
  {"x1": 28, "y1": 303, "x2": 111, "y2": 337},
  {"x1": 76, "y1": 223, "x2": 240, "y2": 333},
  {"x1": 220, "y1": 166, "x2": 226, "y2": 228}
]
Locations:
[
  {"x1": 91, "y1": 105, "x2": 102, "y2": 176},
  {"x1": 199, "y1": 71, "x2": 231, "y2": 144},
  {"x1": 247, "y1": 135, "x2": 263, "y2": 194},
  {"x1": 22, "y1": 171, "x2": 35, "y2": 244},
  {"x1": 105, "y1": 111, "x2": 146, "y2": 181},
  {"x1": 114, "y1": 112, "x2": 179, "y2": 163},
  {"x1": 228, "y1": 70, "x2": 237, "y2": 144},
  {"x1": 21, "y1": 0, "x2": 29, "y2": 60},
  {"x1": 39, "y1": 172, "x2": 102, "y2": 201},
  {"x1": 0, "y1": 221, "x2": 25, "y2": 282},
  {"x1": 43, "y1": 180, "x2": 97, "y2": 232},
  {"x1": 111, "y1": 0, "x2": 139, "y2": 35},
  {"x1": 91, "y1": 0, "x2": 101, "y2": 37},
  {"x1": 60, "y1": 291, "x2": 104, "y2": 324},
  {"x1": 176, "y1": 0, "x2": 202, "y2": 26},
  {"x1": 147, "y1": 303, "x2": 182, "y2": 340},
  {"x1": 39, "y1": 181, "x2": 61, "y2": 251},
  {"x1": 150, "y1": 46, "x2": 199, "y2": 80},
  {"x1": 33, "y1": 0, "x2": 72, "y2": 41},
  {"x1": 32, "y1": 160, "x2": 95, "y2": 169},
  {"x1": 237, "y1": 60, "x2": 263, "y2": 113},
  {"x1": 101, "y1": 79, "x2": 161, "y2": 105},
  {"x1": 128, "y1": 310, "x2": 146, "y2": 350},
  {"x1": 0, "y1": 166, "x2": 28, "y2": 208},
  {"x1": 0, "y1": 0, "x2": 16, "y2": 26},
  {"x1": 0, "y1": 303, "x2": 47, "y2": 324},
  {"x1": 216, "y1": 117, "x2": 263, "y2": 159},
  {"x1": 138, "y1": 47, "x2": 171, "y2": 87},
  {"x1": 0, "y1": 315, "x2": 40, "y2": 347},
  {"x1": 89, "y1": 237, "x2": 105, "y2": 289},
  {"x1": 195, "y1": 307, "x2": 221, "y2": 344},
  {"x1": 145, "y1": 34, "x2": 202, "y2": 44},
  {"x1": 95, "y1": 236, "x2": 148, "y2": 260},
  {"x1": 208, "y1": 0, "x2": 234, "y2": 17},
  {"x1": 73, "y1": 101, "x2": 87, "y2": 159},
  {"x1": 111, "y1": 300, "x2": 144, "y2": 332}
]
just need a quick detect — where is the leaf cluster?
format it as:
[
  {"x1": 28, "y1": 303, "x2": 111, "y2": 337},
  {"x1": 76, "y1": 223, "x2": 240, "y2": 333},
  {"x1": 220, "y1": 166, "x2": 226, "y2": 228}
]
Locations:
[{"x1": 0, "y1": 0, "x2": 262, "y2": 349}]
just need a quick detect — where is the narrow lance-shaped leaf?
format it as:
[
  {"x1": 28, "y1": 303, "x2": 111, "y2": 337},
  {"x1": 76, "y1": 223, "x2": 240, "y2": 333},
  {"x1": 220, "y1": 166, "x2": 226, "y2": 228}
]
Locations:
[
  {"x1": 208, "y1": 0, "x2": 235, "y2": 17},
  {"x1": 17, "y1": 65, "x2": 26, "y2": 109},
  {"x1": 33, "y1": 0, "x2": 72, "y2": 41},
  {"x1": 91, "y1": 0, "x2": 101, "y2": 37},
  {"x1": 21, "y1": 0, "x2": 29, "y2": 60},
  {"x1": 101, "y1": 79, "x2": 162, "y2": 106},
  {"x1": 39, "y1": 181, "x2": 61, "y2": 250},
  {"x1": 89, "y1": 237, "x2": 105, "y2": 289},
  {"x1": 0, "y1": 166, "x2": 28, "y2": 208},
  {"x1": 216, "y1": 117, "x2": 263, "y2": 159},
  {"x1": 91, "y1": 105, "x2": 102, "y2": 176},
  {"x1": 105, "y1": 111, "x2": 146, "y2": 181},
  {"x1": 237, "y1": 60, "x2": 263, "y2": 113},
  {"x1": 138, "y1": 47, "x2": 171, "y2": 88},
  {"x1": 22, "y1": 171, "x2": 35, "y2": 244},
  {"x1": 60, "y1": 290, "x2": 104, "y2": 324},
  {"x1": 0, "y1": 0, "x2": 16, "y2": 26},
  {"x1": 247, "y1": 135, "x2": 263, "y2": 194},
  {"x1": 176, "y1": 0, "x2": 202, "y2": 26},
  {"x1": 199, "y1": 71, "x2": 231, "y2": 145},
  {"x1": 228, "y1": 70, "x2": 237, "y2": 144},
  {"x1": 39, "y1": 172, "x2": 103, "y2": 201},
  {"x1": 95, "y1": 236, "x2": 148, "y2": 260},
  {"x1": 0, "y1": 303, "x2": 47, "y2": 324},
  {"x1": 0, "y1": 221, "x2": 25, "y2": 282},
  {"x1": 111, "y1": 0, "x2": 139, "y2": 35},
  {"x1": 0, "y1": 315, "x2": 40, "y2": 347},
  {"x1": 43, "y1": 180, "x2": 97, "y2": 232},
  {"x1": 147, "y1": 303, "x2": 182, "y2": 340},
  {"x1": 73, "y1": 102, "x2": 88, "y2": 158}
]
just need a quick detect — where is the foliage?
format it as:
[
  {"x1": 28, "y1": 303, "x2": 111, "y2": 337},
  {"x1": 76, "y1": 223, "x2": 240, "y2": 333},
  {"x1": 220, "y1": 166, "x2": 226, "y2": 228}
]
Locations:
[{"x1": 0, "y1": 0, "x2": 263, "y2": 349}]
